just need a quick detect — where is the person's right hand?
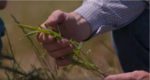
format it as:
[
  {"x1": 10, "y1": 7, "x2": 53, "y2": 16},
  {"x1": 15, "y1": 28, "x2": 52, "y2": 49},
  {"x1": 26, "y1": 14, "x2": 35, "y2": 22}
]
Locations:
[{"x1": 37, "y1": 10, "x2": 91, "y2": 66}]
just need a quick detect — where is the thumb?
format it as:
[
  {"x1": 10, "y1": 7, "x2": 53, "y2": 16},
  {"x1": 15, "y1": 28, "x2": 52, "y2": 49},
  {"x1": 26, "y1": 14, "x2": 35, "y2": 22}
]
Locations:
[{"x1": 44, "y1": 10, "x2": 67, "y2": 28}]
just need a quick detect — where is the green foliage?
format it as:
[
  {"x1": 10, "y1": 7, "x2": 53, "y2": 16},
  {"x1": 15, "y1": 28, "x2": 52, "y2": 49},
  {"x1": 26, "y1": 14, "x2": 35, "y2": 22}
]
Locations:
[{"x1": 10, "y1": 15, "x2": 107, "y2": 79}]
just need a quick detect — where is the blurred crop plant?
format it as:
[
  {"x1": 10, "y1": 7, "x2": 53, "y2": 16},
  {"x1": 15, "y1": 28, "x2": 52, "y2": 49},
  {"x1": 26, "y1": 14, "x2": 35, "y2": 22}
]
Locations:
[
  {"x1": 0, "y1": 14, "x2": 109, "y2": 80},
  {"x1": 0, "y1": 21, "x2": 59, "y2": 80}
]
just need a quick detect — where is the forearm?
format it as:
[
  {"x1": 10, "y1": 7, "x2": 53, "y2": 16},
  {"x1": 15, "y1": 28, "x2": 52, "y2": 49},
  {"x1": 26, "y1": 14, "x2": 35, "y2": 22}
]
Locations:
[{"x1": 74, "y1": 0, "x2": 146, "y2": 36}]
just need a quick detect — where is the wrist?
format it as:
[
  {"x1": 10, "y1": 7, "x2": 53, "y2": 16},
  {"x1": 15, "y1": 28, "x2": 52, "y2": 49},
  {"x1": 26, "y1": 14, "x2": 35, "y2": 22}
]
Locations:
[{"x1": 69, "y1": 12, "x2": 92, "y2": 41}]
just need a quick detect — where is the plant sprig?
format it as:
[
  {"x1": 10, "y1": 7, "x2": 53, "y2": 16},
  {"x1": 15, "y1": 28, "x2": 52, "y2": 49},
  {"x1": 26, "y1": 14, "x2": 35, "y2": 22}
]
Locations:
[{"x1": 11, "y1": 15, "x2": 107, "y2": 78}]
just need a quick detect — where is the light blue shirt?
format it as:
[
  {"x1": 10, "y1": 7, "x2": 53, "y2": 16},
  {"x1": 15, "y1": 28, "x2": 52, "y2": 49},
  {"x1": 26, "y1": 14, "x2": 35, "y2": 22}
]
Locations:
[
  {"x1": 75, "y1": 0, "x2": 149, "y2": 72},
  {"x1": 74, "y1": 0, "x2": 146, "y2": 35}
]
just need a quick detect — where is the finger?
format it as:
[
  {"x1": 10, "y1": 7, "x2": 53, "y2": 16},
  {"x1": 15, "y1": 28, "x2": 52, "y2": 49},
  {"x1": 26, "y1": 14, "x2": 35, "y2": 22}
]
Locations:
[
  {"x1": 55, "y1": 57, "x2": 72, "y2": 66},
  {"x1": 43, "y1": 41, "x2": 69, "y2": 52},
  {"x1": 131, "y1": 71, "x2": 150, "y2": 80},
  {"x1": 37, "y1": 32, "x2": 55, "y2": 44},
  {"x1": 57, "y1": 38, "x2": 70, "y2": 47},
  {"x1": 104, "y1": 73, "x2": 133, "y2": 80},
  {"x1": 48, "y1": 46, "x2": 73, "y2": 58},
  {"x1": 40, "y1": 23, "x2": 47, "y2": 29},
  {"x1": 43, "y1": 38, "x2": 70, "y2": 51},
  {"x1": 44, "y1": 10, "x2": 66, "y2": 27}
]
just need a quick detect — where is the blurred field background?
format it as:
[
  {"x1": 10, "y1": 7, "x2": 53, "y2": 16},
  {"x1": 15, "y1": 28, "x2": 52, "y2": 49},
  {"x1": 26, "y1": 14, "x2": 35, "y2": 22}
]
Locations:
[{"x1": 0, "y1": 0, "x2": 122, "y2": 80}]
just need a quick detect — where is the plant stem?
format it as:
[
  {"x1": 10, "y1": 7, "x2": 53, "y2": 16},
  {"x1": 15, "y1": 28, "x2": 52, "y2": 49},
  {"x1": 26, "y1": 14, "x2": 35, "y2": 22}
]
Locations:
[
  {"x1": 11, "y1": 15, "x2": 107, "y2": 78},
  {"x1": 0, "y1": 65, "x2": 26, "y2": 76}
]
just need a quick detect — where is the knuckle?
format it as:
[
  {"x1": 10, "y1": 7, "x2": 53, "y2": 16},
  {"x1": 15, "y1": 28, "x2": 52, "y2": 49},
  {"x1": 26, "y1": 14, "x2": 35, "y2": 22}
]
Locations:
[
  {"x1": 40, "y1": 23, "x2": 47, "y2": 29},
  {"x1": 132, "y1": 70, "x2": 146, "y2": 74},
  {"x1": 52, "y1": 9, "x2": 65, "y2": 18},
  {"x1": 54, "y1": 9, "x2": 63, "y2": 13},
  {"x1": 41, "y1": 35, "x2": 55, "y2": 44}
]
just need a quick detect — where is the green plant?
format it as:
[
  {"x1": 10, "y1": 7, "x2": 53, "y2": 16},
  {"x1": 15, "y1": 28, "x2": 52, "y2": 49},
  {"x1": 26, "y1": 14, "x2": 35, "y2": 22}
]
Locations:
[
  {"x1": 0, "y1": 27, "x2": 55, "y2": 80},
  {"x1": 11, "y1": 15, "x2": 107, "y2": 79}
]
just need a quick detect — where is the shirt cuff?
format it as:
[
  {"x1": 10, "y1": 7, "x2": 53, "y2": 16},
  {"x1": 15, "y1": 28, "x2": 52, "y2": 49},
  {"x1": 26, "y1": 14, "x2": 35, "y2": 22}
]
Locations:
[{"x1": 74, "y1": 1, "x2": 113, "y2": 36}]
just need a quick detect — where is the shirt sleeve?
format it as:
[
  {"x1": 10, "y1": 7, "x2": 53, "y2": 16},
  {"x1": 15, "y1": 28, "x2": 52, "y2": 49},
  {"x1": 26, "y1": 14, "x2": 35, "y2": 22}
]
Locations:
[{"x1": 74, "y1": 0, "x2": 146, "y2": 35}]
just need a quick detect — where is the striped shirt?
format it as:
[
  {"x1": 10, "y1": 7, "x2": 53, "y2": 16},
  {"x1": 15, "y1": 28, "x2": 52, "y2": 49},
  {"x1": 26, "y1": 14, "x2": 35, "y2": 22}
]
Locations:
[{"x1": 74, "y1": 0, "x2": 147, "y2": 35}]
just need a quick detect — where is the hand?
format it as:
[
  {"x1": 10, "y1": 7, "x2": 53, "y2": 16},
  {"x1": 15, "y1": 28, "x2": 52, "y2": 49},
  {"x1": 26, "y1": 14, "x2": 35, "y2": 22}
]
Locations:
[
  {"x1": 0, "y1": 0, "x2": 7, "y2": 10},
  {"x1": 42, "y1": 10, "x2": 91, "y2": 41},
  {"x1": 37, "y1": 10, "x2": 91, "y2": 66},
  {"x1": 104, "y1": 70, "x2": 150, "y2": 80}
]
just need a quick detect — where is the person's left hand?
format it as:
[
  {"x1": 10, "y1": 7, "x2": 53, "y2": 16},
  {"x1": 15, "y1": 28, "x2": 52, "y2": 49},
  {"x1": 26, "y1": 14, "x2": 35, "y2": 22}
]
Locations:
[{"x1": 104, "y1": 70, "x2": 150, "y2": 80}]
